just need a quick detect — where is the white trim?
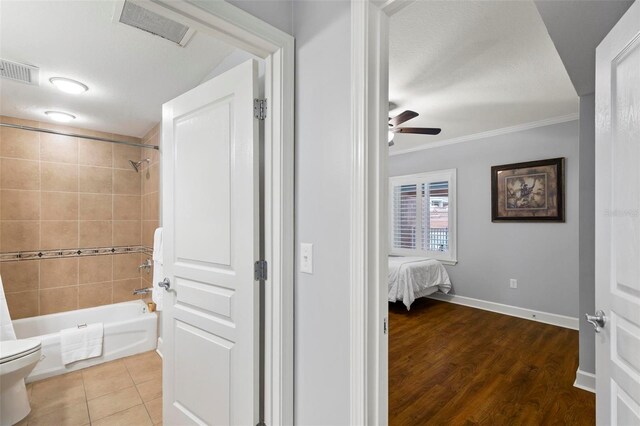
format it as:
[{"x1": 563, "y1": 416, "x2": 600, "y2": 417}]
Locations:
[
  {"x1": 389, "y1": 113, "x2": 580, "y2": 156},
  {"x1": 389, "y1": 168, "x2": 457, "y2": 264},
  {"x1": 148, "y1": 2, "x2": 294, "y2": 425},
  {"x1": 574, "y1": 368, "x2": 596, "y2": 393},
  {"x1": 428, "y1": 292, "x2": 579, "y2": 330},
  {"x1": 350, "y1": 0, "x2": 389, "y2": 424},
  {"x1": 156, "y1": 337, "x2": 163, "y2": 358}
]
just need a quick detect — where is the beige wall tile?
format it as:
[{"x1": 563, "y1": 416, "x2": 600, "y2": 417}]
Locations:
[
  {"x1": 142, "y1": 164, "x2": 159, "y2": 196},
  {"x1": 0, "y1": 127, "x2": 39, "y2": 160},
  {"x1": 1, "y1": 158, "x2": 39, "y2": 190},
  {"x1": 141, "y1": 220, "x2": 158, "y2": 248},
  {"x1": 41, "y1": 192, "x2": 78, "y2": 220},
  {"x1": 1, "y1": 190, "x2": 40, "y2": 220},
  {"x1": 79, "y1": 282, "x2": 113, "y2": 309},
  {"x1": 87, "y1": 386, "x2": 141, "y2": 421},
  {"x1": 113, "y1": 221, "x2": 141, "y2": 246},
  {"x1": 142, "y1": 193, "x2": 159, "y2": 221},
  {"x1": 39, "y1": 286, "x2": 78, "y2": 315},
  {"x1": 113, "y1": 253, "x2": 141, "y2": 280},
  {"x1": 79, "y1": 166, "x2": 112, "y2": 194},
  {"x1": 113, "y1": 144, "x2": 143, "y2": 170},
  {"x1": 1, "y1": 221, "x2": 39, "y2": 252},
  {"x1": 79, "y1": 140, "x2": 112, "y2": 167},
  {"x1": 40, "y1": 257, "x2": 78, "y2": 288},
  {"x1": 6, "y1": 290, "x2": 39, "y2": 319},
  {"x1": 113, "y1": 169, "x2": 140, "y2": 195},
  {"x1": 79, "y1": 256, "x2": 113, "y2": 284},
  {"x1": 0, "y1": 260, "x2": 39, "y2": 292},
  {"x1": 79, "y1": 220, "x2": 112, "y2": 248},
  {"x1": 78, "y1": 194, "x2": 112, "y2": 220},
  {"x1": 0, "y1": 116, "x2": 41, "y2": 127},
  {"x1": 41, "y1": 220, "x2": 78, "y2": 250},
  {"x1": 41, "y1": 162, "x2": 78, "y2": 192},
  {"x1": 113, "y1": 278, "x2": 141, "y2": 303},
  {"x1": 40, "y1": 133, "x2": 78, "y2": 164},
  {"x1": 113, "y1": 195, "x2": 141, "y2": 220}
]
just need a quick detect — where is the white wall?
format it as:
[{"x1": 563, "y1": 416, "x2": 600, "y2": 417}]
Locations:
[
  {"x1": 194, "y1": 1, "x2": 353, "y2": 423},
  {"x1": 578, "y1": 94, "x2": 595, "y2": 373},
  {"x1": 389, "y1": 120, "x2": 581, "y2": 318},
  {"x1": 293, "y1": 0, "x2": 352, "y2": 424}
]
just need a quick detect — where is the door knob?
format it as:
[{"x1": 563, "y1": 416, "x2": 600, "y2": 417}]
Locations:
[
  {"x1": 585, "y1": 310, "x2": 606, "y2": 333},
  {"x1": 158, "y1": 278, "x2": 171, "y2": 291}
]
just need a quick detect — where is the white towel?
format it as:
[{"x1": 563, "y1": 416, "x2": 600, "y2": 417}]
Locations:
[
  {"x1": 0, "y1": 275, "x2": 17, "y2": 341},
  {"x1": 152, "y1": 227, "x2": 164, "y2": 310},
  {"x1": 60, "y1": 323, "x2": 103, "y2": 365}
]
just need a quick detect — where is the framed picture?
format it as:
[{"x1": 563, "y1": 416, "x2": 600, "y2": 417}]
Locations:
[{"x1": 491, "y1": 157, "x2": 564, "y2": 222}]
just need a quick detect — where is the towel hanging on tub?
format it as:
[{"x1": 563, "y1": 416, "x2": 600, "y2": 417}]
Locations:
[
  {"x1": 60, "y1": 323, "x2": 103, "y2": 365},
  {"x1": 152, "y1": 227, "x2": 164, "y2": 310}
]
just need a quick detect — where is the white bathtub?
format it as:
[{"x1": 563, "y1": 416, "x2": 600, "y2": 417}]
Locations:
[{"x1": 12, "y1": 300, "x2": 157, "y2": 383}]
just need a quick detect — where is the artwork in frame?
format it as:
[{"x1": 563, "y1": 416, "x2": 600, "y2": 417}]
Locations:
[{"x1": 491, "y1": 157, "x2": 565, "y2": 222}]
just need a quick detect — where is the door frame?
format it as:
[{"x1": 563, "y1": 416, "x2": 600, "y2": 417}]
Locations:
[
  {"x1": 349, "y1": 0, "x2": 413, "y2": 423},
  {"x1": 143, "y1": 1, "x2": 294, "y2": 424}
]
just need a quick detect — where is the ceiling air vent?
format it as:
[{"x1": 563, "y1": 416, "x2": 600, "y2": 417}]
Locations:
[
  {"x1": 0, "y1": 59, "x2": 39, "y2": 85},
  {"x1": 114, "y1": 0, "x2": 195, "y2": 47}
]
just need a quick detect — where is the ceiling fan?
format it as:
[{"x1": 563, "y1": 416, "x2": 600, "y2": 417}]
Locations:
[{"x1": 388, "y1": 110, "x2": 441, "y2": 146}]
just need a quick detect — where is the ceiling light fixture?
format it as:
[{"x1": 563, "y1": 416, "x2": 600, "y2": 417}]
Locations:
[
  {"x1": 44, "y1": 111, "x2": 76, "y2": 122},
  {"x1": 49, "y1": 77, "x2": 88, "y2": 94}
]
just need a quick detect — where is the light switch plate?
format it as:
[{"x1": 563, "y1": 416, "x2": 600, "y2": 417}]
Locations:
[{"x1": 300, "y1": 243, "x2": 313, "y2": 274}]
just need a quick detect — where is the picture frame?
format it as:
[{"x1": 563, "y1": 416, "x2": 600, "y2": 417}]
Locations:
[{"x1": 491, "y1": 157, "x2": 565, "y2": 222}]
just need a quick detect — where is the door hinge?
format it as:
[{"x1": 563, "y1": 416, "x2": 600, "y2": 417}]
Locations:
[
  {"x1": 384, "y1": 317, "x2": 388, "y2": 334},
  {"x1": 254, "y1": 98, "x2": 267, "y2": 120},
  {"x1": 254, "y1": 260, "x2": 268, "y2": 281}
]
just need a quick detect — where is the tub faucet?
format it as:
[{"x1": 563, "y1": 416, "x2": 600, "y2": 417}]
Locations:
[
  {"x1": 138, "y1": 259, "x2": 152, "y2": 273},
  {"x1": 133, "y1": 287, "x2": 153, "y2": 295}
]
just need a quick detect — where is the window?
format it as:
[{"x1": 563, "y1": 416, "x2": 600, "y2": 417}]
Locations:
[{"x1": 389, "y1": 169, "x2": 457, "y2": 264}]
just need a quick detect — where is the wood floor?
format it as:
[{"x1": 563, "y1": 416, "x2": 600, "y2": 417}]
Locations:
[{"x1": 389, "y1": 299, "x2": 595, "y2": 425}]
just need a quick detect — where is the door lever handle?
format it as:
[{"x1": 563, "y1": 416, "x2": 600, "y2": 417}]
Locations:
[
  {"x1": 585, "y1": 310, "x2": 606, "y2": 333},
  {"x1": 158, "y1": 278, "x2": 171, "y2": 291}
]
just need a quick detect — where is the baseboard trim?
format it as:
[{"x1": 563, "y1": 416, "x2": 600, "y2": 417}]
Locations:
[
  {"x1": 427, "y1": 293, "x2": 579, "y2": 330},
  {"x1": 574, "y1": 368, "x2": 596, "y2": 393},
  {"x1": 156, "y1": 337, "x2": 163, "y2": 358}
]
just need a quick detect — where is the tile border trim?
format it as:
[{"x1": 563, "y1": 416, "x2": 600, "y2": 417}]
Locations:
[{"x1": 0, "y1": 245, "x2": 153, "y2": 262}]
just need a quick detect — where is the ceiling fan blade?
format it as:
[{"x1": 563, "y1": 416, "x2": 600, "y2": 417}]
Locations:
[
  {"x1": 389, "y1": 110, "x2": 419, "y2": 127},
  {"x1": 391, "y1": 127, "x2": 442, "y2": 135}
]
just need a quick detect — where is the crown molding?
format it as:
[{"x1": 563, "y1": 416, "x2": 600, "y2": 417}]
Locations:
[{"x1": 389, "y1": 113, "x2": 580, "y2": 156}]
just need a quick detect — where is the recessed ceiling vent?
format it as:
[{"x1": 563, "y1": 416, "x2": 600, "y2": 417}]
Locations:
[
  {"x1": 115, "y1": 1, "x2": 195, "y2": 47},
  {"x1": 0, "y1": 59, "x2": 39, "y2": 85}
]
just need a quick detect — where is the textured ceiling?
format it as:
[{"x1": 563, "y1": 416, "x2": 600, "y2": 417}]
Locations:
[
  {"x1": 389, "y1": 1, "x2": 579, "y2": 154},
  {"x1": 0, "y1": 1, "x2": 235, "y2": 137},
  {"x1": 535, "y1": 0, "x2": 634, "y2": 96}
]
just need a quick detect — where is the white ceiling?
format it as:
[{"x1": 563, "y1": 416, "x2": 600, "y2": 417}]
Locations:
[
  {"x1": 0, "y1": 0, "x2": 235, "y2": 137},
  {"x1": 389, "y1": 1, "x2": 579, "y2": 153}
]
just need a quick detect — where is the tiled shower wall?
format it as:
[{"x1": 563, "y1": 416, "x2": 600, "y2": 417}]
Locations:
[
  {"x1": 141, "y1": 124, "x2": 160, "y2": 293},
  {"x1": 0, "y1": 116, "x2": 160, "y2": 319}
]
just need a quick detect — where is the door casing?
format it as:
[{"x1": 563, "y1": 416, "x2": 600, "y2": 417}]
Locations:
[{"x1": 137, "y1": 1, "x2": 294, "y2": 424}]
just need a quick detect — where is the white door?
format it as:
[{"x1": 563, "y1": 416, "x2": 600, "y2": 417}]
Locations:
[
  {"x1": 161, "y1": 59, "x2": 260, "y2": 425},
  {"x1": 595, "y1": 2, "x2": 640, "y2": 424}
]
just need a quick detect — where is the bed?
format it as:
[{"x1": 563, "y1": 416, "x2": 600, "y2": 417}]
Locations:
[{"x1": 388, "y1": 256, "x2": 451, "y2": 310}]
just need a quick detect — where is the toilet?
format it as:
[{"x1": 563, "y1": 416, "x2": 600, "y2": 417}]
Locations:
[{"x1": 0, "y1": 339, "x2": 41, "y2": 426}]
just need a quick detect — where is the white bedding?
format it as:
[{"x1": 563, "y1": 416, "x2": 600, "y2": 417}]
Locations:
[{"x1": 388, "y1": 256, "x2": 451, "y2": 309}]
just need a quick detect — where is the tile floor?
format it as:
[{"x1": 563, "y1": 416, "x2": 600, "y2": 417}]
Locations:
[{"x1": 18, "y1": 351, "x2": 162, "y2": 426}]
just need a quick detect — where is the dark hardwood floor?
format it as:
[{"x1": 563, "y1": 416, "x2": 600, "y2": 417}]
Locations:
[{"x1": 389, "y1": 298, "x2": 595, "y2": 425}]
